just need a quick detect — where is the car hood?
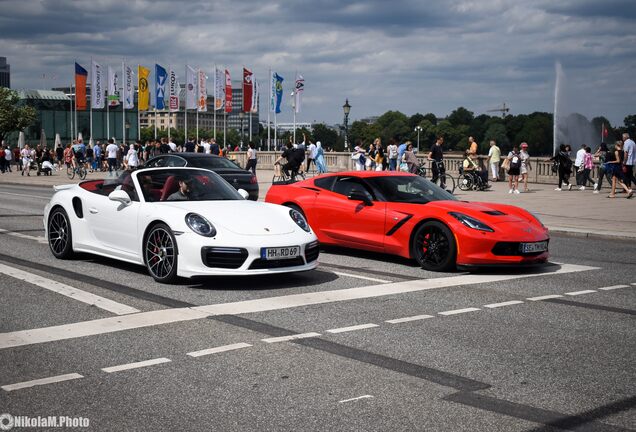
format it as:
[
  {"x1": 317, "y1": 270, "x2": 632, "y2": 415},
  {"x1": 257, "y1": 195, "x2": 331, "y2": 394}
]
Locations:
[
  {"x1": 159, "y1": 201, "x2": 295, "y2": 235},
  {"x1": 396, "y1": 200, "x2": 531, "y2": 225}
]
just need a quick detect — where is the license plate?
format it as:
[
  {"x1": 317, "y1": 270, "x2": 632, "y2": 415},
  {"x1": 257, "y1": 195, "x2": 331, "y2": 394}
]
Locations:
[
  {"x1": 520, "y1": 241, "x2": 548, "y2": 253},
  {"x1": 261, "y1": 246, "x2": 300, "y2": 260}
]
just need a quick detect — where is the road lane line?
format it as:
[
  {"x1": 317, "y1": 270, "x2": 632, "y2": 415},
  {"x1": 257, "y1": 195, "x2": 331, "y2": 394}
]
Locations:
[
  {"x1": 385, "y1": 314, "x2": 434, "y2": 324},
  {"x1": 527, "y1": 294, "x2": 564, "y2": 301},
  {"x1": 0, "y1": 263, "x2": 140, "y2": 315},
  {"x1": 102, "y1": 357, "x2": 171, "y2": 373},
  {"x1": 0, "y1": 228, "x2": 47, "y2": 244},
  {"x1": 187, "y1": 343, "x2": 252, "y2": 358},
  {"x1": 0, "y1": 263, "x2": 597, "y2": 350},
  {"x1": 332, "y1": 271, "x2": 391, "y2": 284},
  {"x1": 2, "y1": 373, "x2": 83, "y2": 392},
  {"x1": 339, "y1": 395, "x2": 374, "y2": 403},
  {"x1": 484, "y1": 300, "x2": 525, "y2": 309},
  {"x1": 262, "y1": 332, "x2": 321, "y2": 343},
  {"x1": 326, "y1": 323, "x2": 379, "y2": 334},
  {"x1": 565, "y1": 290, "x2": 597, "y2": 296},
  {"x1": 439, "y1": 307, "x2": 481, "y2": 316},
  {"x1": 598, "y1": 285, "x2": 631, "y2": 291}
]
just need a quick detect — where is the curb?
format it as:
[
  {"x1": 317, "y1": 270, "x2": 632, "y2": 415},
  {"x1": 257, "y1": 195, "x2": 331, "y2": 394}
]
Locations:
[{"x1": 547, "y1": 228, "x2": 636, "y2": 242}]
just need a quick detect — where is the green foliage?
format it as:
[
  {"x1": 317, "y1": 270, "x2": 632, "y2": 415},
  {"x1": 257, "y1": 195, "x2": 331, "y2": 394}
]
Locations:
[
  {"x1": 483, "y1": 123, "x2": 510, "y2": 152},
  {"x1": 447, "y1": 107, "x2": 474, "y2": 126},
  {"x1": 312, "y1": 123, "x2": 340, "y2": 150},
  {"x1": 0, "y1": 88, "x2": 37, "y2": 143}
]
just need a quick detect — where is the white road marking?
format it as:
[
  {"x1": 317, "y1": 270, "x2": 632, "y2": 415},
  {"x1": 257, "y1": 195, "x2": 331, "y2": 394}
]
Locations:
[
  {"x1": 438, "y1": 307, "x2": 481, "y2": 316},
  {"x1": 326, "y1": 323, "x2": 379, "y2": 334},
  {"x1": 0, "y1": 263, "x2": 140, "y2": 315},
  {"x1": 484, "y1": 300, "x2": 525, "y2": 309},
  {"x1": 102, "y1": 357, "x2": 171, "y2": 373},
  {"x1": 1, "y1": 373, "x2": 83, "y2": 392},
  {"x1": 598, "y1": 285, "x2": 631, "y2": 291},
  {"x1": 0, "y1": 191, "x2": 50, "y2": 200},
  {"x1": 0, "y1": 263, "x2": 597, "y2": 350},
  {"x1": 262, "y1": 332, "x2": 321, "y2": 344},
  {"x1": 339, "y1": 395, "x2": 374, "y2": 403},
  {"x1": 187, "y1": 343, "x2": 252, "y2": 358},
  {"x1": 527, "y1": 294, "x2": 564, "y2": 301},
  {"x1": 565, "y1": 290, "x2": 597, "y2": 296},
  {"x1": 332, "y1": 271, "x2": 391, "y2": 284},
  {"x1": 385, "y1": 314, "x2": 434, "y2": 324},
  {"x1": 0, "y1": 228, "x2": 47, "y2": 244}
]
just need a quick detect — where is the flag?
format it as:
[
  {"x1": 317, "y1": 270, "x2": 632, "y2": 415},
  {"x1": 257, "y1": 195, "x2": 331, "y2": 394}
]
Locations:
[
  {"x1": 294, "y1": 74, "x2": 304, "y2": 113},
  {"x1": 225, "y1": 69, "x2": 232, "y2": 113},
  {"x1": 251, "y1": 78, "x2": 259, "y2": 113},
  {"x1": 75, "y1": 62, "x2": 88, "y2": 111},
  {"x1": 155, "y1": 64, "x2": 167, "y2": 110},
  {"x1": 169, "y1": 67, "x2": 179, "y2": 112},
  {"x1": 214, "y1": 68, "x2": 225, "y2": 111},
  {"x1": 122, "y1": 63, "x2": 134, "y2": 109},
  {"x1": 185, "y1": 65, "x2": 197, "y2": 110},
  {"x1": 602, "y1": 123, "x2": 609, "y2": 138},
  {"x1": 197, "y1": 69, "x2": 207, "y2": 112},
  {"x1": 273, "y1": 72, "x2": 283, "y2": 114},
  {"x1": 138, "y1": 65, "x2": 150, "y2": 111},
  {"x1": 107, "y1": 66, "x2": 120, "y2": 107},
  {"x1": 242, "y1": 67, "x2": 253, "y2": 112},
  {"x1": 91, "y1": 59, "x2": 104, "y2": 109}
]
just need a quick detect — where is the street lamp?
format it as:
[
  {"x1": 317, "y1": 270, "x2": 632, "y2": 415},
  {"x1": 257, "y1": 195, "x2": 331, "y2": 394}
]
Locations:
[
  {"x1": 343, "y1": 99, "x2": 351, "y2": 151},
  {"x1": 414, "y1": 125, "x2": 422, "y2": 152}
]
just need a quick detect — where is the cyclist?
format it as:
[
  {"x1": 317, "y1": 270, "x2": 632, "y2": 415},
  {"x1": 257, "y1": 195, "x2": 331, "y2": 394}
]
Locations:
[
  {"x1": 275, "y1": 141, "x2": 304, "y2": 180},
  {"x1": 72, "y1": 140, "x2": 86, "y2": 171},
  {"x1": 428, "y1": 136, "x2": 446, "y2": 189}
]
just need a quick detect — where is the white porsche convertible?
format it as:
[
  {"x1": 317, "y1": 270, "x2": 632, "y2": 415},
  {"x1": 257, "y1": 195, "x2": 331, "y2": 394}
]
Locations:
[{"x1": 44, "y1": 167, "x2": 319, "y2": 283}]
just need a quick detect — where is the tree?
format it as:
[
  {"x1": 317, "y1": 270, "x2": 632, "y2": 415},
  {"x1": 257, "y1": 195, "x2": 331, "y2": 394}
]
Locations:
[
  {"x1": 408, "y1": 113, "x2": 425, "y2": 130},
  {"x1": 623, "y1": 115, "x2": 636, "y2": 138},
  {"x1": 483, "y1": 123, "x2": 510, "y2": 152},
  {"x1": 0, "y1": 88, "x2": 37, "y2": 144},
  {"x1": 447, "y1": 107, "x2": 474, "y2": 126},
  {"x1": 423, "y1": 113, "x2": 438, "y2": 126},
  {"x1": 312, "y1": 123, "x2": 339, "y2": 150}
]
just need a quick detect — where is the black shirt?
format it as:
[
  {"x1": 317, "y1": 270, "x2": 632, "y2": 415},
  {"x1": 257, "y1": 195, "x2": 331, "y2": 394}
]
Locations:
[
  {"x1": 430, "y1": 144, "x2": 444, "y2": 161},
  {"x1": 185, "y1": 141, "x2": 195, "y2": 152}
]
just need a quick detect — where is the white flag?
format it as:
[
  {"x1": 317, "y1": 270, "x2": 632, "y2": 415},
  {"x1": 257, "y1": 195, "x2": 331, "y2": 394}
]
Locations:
[
  {"x1": 169, "y1": 67, "x2": 179, "y2": 112},
  {"x1": 185, "y1": 65, "x2": 197, "y2": 110},
  {"x1": 107, "y1": 66, "x2": 120, "y2": 107},
  {"x1": 251, "y1": 78, "x2": 259, "y2": 113},
  {"x1": 197, "y1": 69, "x2": 207, "y2": 112},
  {"x1": 91, "y1": 60, "x2": 104, "y2": 109},
  {"x1": 214, "y1": 68, "x2": 225, "y2": 111},
  {"x1": 294, "y1": 73, "x2": 304, "y2": 114},
  {"x1": 122, "y1": 63, "x2": 134, "y2": 109}
]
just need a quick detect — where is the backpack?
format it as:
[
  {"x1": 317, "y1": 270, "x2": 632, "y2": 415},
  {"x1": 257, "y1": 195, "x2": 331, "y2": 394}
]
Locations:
[
  {"x1": 551, "y1": 160, "x2": 558, "y2": 173},
  {"x1": 510, "y1": 152, "x2": 521, "y2": 169}
]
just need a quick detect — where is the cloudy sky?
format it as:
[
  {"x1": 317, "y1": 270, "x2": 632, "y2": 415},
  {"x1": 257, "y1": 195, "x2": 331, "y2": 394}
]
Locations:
[{"x1": 2, "y1": 0, "x2": 635, "y2": 126}]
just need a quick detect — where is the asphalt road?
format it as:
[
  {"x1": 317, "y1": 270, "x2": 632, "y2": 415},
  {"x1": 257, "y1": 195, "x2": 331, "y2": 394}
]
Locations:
[{"x1": 0, "y1": 184, "x2": 634, "y2": 432}]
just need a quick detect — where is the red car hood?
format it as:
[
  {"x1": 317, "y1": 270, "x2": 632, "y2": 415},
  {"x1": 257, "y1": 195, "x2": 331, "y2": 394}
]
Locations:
[{"x1": 389, "y1": 200, "x2": 532, "y2": 225}]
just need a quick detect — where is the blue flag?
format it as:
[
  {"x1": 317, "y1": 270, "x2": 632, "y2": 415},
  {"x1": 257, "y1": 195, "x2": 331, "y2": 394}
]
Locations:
[
  {"x1": 155, "y1": 64, "x2": 167, "y2": 110},
  {"x1": 274, "y1": 73, "x2": 284, "y2": 114}
]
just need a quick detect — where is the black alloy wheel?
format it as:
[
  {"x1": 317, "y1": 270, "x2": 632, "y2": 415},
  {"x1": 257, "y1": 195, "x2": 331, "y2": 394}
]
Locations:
[
  {"x1": 144, "y1": 223, "x2": 178, "y2": 283},
  {"x1": 412, "y1": 221, "x2": 456, "y2": 272},
  {"x1": 48, "y1": 207, "x2": 74, "y2": 259}
]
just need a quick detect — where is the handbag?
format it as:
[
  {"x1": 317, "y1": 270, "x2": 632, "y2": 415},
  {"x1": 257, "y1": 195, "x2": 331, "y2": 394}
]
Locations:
[
  {"x1": 399, "y1": 162, "x2": 409, "y2": 172},
  {"x1": 501, "y1": 158, "x2": 510, "y2": 170}
]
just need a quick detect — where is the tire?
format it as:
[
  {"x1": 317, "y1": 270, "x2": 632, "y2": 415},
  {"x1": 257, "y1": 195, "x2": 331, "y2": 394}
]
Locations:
[
  {"x1": 78, "y1": 167, "x2": 87, "y2": 180},
  {"x1": 144, "y1": 223, "x2": 179, "y2": 283},
  {"x1": 458, "y1": 174, "x2": 473, "y2": 191},
  {"x1": 66, "y1": 166, "x2": 75, "y2": 180},
  {"x1": 283, "y1": 203, "x2": 305, "y2": 217},
  {"x1": 411, "y1": 221, "x2": 456, "y2": 272},
  {"x1": 48, "y1": 207, "x2": 74, "y2": 259}
]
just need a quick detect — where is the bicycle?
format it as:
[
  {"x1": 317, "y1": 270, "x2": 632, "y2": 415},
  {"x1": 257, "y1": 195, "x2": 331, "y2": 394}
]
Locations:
[
  {"x1": 427, "y1": 160, "x2": 456, "y2": 194},
  {"x1": 272, "y1": 162, "x2": 306, "y2": 184},
  {"x1": 67, "y1": 164, "x2": 87, "y2": 180}
]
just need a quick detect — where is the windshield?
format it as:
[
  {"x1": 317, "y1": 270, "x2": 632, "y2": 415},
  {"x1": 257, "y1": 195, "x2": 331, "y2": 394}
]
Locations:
[
  {"x1": 366, "y1": 175, "x2": 456, "y2": 204},
  {"x1": 137, "y1": 168, "x2": 243, "y2": 202},
  {"x1": 187, "y1": 156, "x2": 242, "y2": 170}
]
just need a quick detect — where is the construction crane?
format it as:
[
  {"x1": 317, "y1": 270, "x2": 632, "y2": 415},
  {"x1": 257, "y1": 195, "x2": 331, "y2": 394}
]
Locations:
[{"x1": 487, "y1": 103, "x2": 510, "y2": 118}]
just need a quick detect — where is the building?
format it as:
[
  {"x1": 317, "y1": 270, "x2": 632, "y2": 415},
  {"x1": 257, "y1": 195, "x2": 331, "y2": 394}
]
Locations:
[
  {"x1": 0, "y1": 57, "x2": 10, "y2": 88},
  {"x1": 226, "y1": 81, "x2": 259, "y2": 141},
  {"x1": 274, "y1": 122, "x2": 313, "y2": 133}
]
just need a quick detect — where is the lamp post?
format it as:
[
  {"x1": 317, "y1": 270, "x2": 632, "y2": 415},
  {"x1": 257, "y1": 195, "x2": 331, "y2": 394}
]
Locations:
[
  {"x1": 343, "y1": 99, "x2": 351, "y2": 151},
  {"x1": 238, "y1": 112, "x2": 244, "y2": 148},
  {"x1": 414, "y1": 125, "x2": 422, "y2": 152}
]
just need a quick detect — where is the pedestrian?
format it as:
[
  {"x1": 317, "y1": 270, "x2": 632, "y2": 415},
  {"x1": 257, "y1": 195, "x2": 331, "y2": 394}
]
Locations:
[
  {"x1": 403, "y1": 143, "x2": 419, "y2": 174},
  {"x1": 125, "y1": 144, "x2": 139, "y2": 170},
  {"x1": 462, "y1": 149, "x2": 489, "y2": 187},
  {"x1": 21, "y1": 144, "x2": 33, "y2": 176},
  {"x1": 4, "y1": 145, "x2": 12, "y2": 172},
  {"x1": 622, "y1": 132, "x2": 635, "y2": 188},
  {"x1": 245, "y1": 142, "x2": 257, "y2": 175},
  {"x1": 0, "y1": 145, "x2": 6, "y2": 173},
  {"x1": 578, "y1": 146, "x2": 595, "y2": 190},
  {"x1": 593, "y1": 142, "x2": 612, "y2": 193},
  {"x1": 468, "y1": 136, "x2": 478, "y2": 156},
  {"x1": 366, "y1": 142, "x2": 377, "y2": 171},
  {"x1": 519, "y1": 142, "x2": 532, "y2": 192},
  {"x1": 574, "y1": 144, "x2": 586, "y2": 186},
  {"x1": 605, "y1": 140, "x2": 633, "y2": 198},
  {"x1": 306, "y1": 138, "x2": 317, "y2": 172},
  {"x1": 397, "y1": 139, "x2": 408, "y2": 165},
  {"x1": 506, "y1": 145, "x2": 521, "y2": 194},
  {"x1": 375, "y1": 139, "x2": 386, "y2": 171},
  {"x1": 486, "y1": 140, "x2": 501, "y2": 181},
  {"x1": 85, "y1": 143, "x2": 94, "y2": 172},
  {"x1": 387, "y1": 138, "x2": 398, "y2": 171},
  {"x1": 63, "y1": 143, "x2": 73, "y2": 169},
  {"x1": 427, "y1": 136, "x2": 446, "y2": 188},
  {"x1": 106, "y1": 139, "x2": 119, "y2": 176},
  {"x1": 315, "y1": 141, "x2": 327, "y2": 174},
  {"x1": 551, "y1": 144, "x2": 573, "y2": 191},
  {"x1": 202, "y1": 139, "x2": 211, "y2": 154},
  {"x1": 352, "y1": 140, "x2": 366, "y2": 171},
  {"x1": 13, "y1": 146, "x2": 21, "y2": 171},
  {"x1": 210, "y1": 138, "x2": 220, "y2": 156}
]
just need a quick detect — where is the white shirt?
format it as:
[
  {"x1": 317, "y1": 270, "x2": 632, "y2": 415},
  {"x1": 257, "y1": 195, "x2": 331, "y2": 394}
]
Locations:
[
  {"x1": 168, "y1": 141, "x2": 177, "y2": 152},
  {"x1": 574, "y1": 148, "x2": 586, "y2": 167},
  {"x1": 106, "y1": 144, "x2": 118, "y2": 159},
  {"x1": 308, "y1": 143, "x2": 317, "y2": 159},
  {"x1": 624, "y1": 138, "x2": 635, "y2": 165},
  {"x1": 203, "y1": 142, "x2": 211, "y2": 154},
  {"x1": 126, "y1": 149, "x2": 139, "y2": 167},
  {"x1": 5, "y1": 149, "x2": 11, "y2": 161},
  {"x1": 388, "y1": 144, "x2": 398, "y2": 159},
  {"x1": 247, "y1": 148, "x2": 256, "y2": 160}
]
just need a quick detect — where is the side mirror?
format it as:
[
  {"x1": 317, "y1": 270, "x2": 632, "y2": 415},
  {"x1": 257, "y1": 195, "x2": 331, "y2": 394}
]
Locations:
[
  {"x1": 237, "y1": 188, "x2": 250, "y2": 200},
  {"x1": 348, "y1": 191, "x2": 373, "y2": 206},
  {"x1": 108, "y1": 189, "x2": 132, "y2": 205}
]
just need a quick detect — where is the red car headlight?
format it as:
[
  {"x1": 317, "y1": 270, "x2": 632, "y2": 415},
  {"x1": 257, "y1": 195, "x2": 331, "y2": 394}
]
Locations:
[{"x1": 449, "y1": 212, "x2": 494, "y2": 232}]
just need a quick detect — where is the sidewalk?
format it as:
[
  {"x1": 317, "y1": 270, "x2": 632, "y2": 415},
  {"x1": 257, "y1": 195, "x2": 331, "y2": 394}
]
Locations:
[{"x1": 1, "y1": 168, "x2": 634, "y2": 240}]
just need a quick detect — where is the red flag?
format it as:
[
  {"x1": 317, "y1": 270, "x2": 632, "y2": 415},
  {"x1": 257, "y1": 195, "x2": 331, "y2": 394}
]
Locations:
[
  {"x1": 224, "y1": 69, "x2": 232, "y2": 113},
  {"x1": 242, "y1": 67, "x2": 253, "y2": 112},
  {"x1": 602, "y1": 123, "x2": 608, "y2": 138},
  {"x1": 75, "y1": 62, "x2": 88, "y2": 111}
]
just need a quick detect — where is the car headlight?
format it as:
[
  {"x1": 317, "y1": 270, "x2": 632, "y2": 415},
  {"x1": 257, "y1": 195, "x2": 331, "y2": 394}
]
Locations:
[
  {"x1": 185, "y1": 213, "x2": 216, "y2": 237},
  {"x1": 289, "y1": 209, "x2": 310, "y2": 232},
  {"x1": 449, "y1": 212, "x2": 494, "y2": 232}
]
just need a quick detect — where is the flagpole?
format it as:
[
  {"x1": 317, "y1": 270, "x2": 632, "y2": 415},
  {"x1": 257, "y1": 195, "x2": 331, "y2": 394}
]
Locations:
[
  {"x1": 274, "y1": 112, "x2": 277, "y2": 151},
  {"x1": 122, "y1": 59, "x2": 126, "y2": 145},
  {"x1": 213, "y1": 64, "x2": 217, "y2": 140},
  {"x1": 224, "y1": 111, "x2": 227, "y2": 149},
  {"x1": 69, "y1": 82, "x2": 73, "y2": 143},
  {"x1": 293, "y1": 70, "x2": 297, "y2": 144},
  {"x1": 196, "y1": 67, "x2": 199, "y2": 144},
  {"x1": 267, "y1": 69, "x2": 271, "y2": 151},
  {"x1": 136, "y1": 65, "x2": 140, "y2": 141},
  {"x1": 74, "y1": 80, "x2": 78, "y2": 140}
]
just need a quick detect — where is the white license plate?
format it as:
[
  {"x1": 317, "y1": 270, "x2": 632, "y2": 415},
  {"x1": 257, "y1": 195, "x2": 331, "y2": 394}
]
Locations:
[
  {"x1": 261, "y1": 246, "x2": 300, "y2": 260},
  {"x1": 520, "y1": 241, "x2": 548, "y2": 253}
]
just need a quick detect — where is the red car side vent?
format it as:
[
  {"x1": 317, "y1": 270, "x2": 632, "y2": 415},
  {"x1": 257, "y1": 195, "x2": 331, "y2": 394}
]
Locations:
[{"x1": 482, "y1": 210, "x2": 506, "y2": 216}]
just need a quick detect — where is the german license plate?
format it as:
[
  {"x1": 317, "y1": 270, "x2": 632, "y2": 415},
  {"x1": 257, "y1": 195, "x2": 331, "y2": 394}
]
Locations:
[
  {"x1": 520, "y1": 241, "x2": 548, "y2": 253},
  {"x1": 261, "y1": 246, "x2": 300, "y2": 260}
]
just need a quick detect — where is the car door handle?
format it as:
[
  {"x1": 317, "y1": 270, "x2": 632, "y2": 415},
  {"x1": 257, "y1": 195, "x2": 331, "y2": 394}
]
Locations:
[{"x1": 89, "y1": 208, "x2": 99, "y2": 214}]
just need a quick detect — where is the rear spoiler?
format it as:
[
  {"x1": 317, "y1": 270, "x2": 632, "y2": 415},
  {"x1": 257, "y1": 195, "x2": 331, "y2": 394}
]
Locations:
[{"x1": 53, "y1": 184, "x2": 75, "y2": 192}]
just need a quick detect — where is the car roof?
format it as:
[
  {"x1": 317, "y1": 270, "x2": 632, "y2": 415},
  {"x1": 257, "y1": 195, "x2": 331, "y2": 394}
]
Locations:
[
  {"x1": 134, "y1": 166, "x2": 215, "y2": 175},
  {"x1": 319, "y1": 171, "x2": 417, "y2": 178},
  {"x1": 149, "y1": 153, "x2": 222, "y2": 160}
]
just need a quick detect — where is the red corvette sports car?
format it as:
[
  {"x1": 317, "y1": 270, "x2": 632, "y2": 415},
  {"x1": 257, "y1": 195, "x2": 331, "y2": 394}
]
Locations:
[{"x1": 265, "y1": 172, "x2": 549, "y2": 271}]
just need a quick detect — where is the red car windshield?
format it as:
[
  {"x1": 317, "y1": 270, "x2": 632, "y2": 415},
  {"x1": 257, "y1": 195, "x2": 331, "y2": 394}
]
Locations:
[{"x1": 366, "y1": 176, "x2": 456, "y2": 204}]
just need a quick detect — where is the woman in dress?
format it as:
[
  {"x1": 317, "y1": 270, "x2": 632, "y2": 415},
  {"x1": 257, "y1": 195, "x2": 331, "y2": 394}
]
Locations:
[
  {"x1": 315, "y1": 141, "x2": 327, "y2": 174},
  {"x1": 605, "y1": 140, "x2": 633, "y2": 198},
  {"x1": 519, "y1": 142, "x2": 532, "y2": 192}
]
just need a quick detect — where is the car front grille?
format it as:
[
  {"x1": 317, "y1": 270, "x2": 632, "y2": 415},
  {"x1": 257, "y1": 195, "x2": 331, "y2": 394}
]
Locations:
[
  {"x1": 491, "y1": 242, "x2": 545, "y2": 256},
  {"x1": 305, "y1": 241, "x2": 320, "y2": 263},
  {"x1": 248, "y1": 256, "x2": 305, "y2": 270},
  {"x1": 201, "y1": 247, "x2": 248, "y2": 269}
]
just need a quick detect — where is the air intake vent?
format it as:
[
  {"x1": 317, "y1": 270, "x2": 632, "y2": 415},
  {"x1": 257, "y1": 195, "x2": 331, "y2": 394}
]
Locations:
[
  {"x1": 201, "y1": 247, "x2": 248, "y2": 269},
  {"x1": 482, "y1": 210, "x2": 506, "y2": 216}
]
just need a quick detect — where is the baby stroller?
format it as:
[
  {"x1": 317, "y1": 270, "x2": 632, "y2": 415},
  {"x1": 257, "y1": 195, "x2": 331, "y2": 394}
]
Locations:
[{"x1": 39, "y1": 160, "x2": 54, "y2": 176}]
